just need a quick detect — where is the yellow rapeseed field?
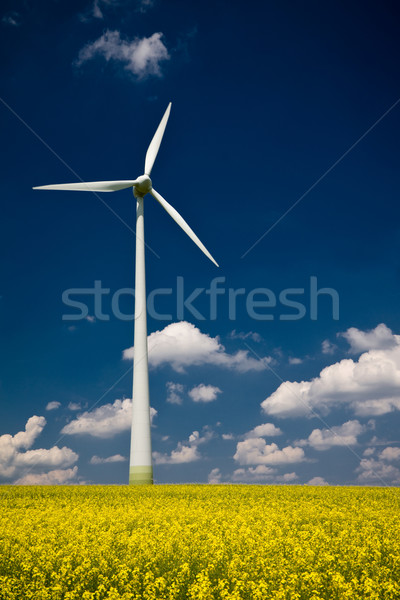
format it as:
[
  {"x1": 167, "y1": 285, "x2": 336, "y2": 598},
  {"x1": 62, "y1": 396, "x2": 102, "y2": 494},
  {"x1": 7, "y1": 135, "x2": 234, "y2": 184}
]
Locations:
[{"x1": 0, "y1": 485, "x2": 399, "y2": 599}]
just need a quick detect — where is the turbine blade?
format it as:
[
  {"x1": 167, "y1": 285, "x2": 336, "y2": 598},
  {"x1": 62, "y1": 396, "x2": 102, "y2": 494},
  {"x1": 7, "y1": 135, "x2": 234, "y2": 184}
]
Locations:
[
  {"x1": 32, "y1": 180, "x2": 139, "y2": 192},
  {"x1": 150, "y1": 188, "x2": 219, "y2": 267},
  {"x1": 144, "y1": 103, "x2": 171, "y2": 176}
]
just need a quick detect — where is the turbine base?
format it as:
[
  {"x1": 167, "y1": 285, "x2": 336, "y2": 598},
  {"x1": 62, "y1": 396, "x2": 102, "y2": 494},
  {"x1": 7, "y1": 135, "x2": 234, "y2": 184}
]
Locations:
[{"x1": 129, "y1": 465, "x2": 153, "y2": 485}]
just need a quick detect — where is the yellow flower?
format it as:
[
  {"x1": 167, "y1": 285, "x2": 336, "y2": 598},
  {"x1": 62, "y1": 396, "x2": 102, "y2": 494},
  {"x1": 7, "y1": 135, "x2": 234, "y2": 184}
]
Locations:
[{"x1": 0, "y1": 485, "x2": 399, "y2": 600}]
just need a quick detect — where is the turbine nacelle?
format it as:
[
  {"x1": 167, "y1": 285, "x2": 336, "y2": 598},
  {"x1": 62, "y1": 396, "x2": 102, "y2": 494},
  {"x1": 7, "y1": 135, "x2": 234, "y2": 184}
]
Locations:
[{"x1": 134, "y1": 174, "x2": 152, "y2": 198}]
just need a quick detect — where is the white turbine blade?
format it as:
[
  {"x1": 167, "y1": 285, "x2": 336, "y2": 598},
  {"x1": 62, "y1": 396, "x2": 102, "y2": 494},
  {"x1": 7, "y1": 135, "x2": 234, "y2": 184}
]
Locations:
[
  {"x1": 144, "y1": 103, "x2": 171, "y2": 176},
  {"x1": 150, "y1": 188, "x2": 219, "y2": 267},
  {"x1": 33, "y1": 180, "x2": 139, "y2": 192}
]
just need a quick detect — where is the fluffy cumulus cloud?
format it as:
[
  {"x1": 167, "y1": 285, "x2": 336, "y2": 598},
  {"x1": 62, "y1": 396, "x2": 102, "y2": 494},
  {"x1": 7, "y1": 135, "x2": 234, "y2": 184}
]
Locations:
[
  {"x1": 189, "y1": 384, "x2": 222, "y2": 403},
  {"x1": 0, "y1": 416, "x2": 78, "y2": 482},
  {"x1": 232, "y1": 465, "x2": 276, "y2": 481},
  {"x1": 232, "y1": 466, "x2": 298, "y2": 483},
  {"x1": 154, "y1": 444, "x2": 200, "y2": 465},
  {"x1": 14, "y1": 467, "x2": 79, "y2": 485},
  {"x1": 339, "y1": 323, "x2": 400, "y2": 354},
  {"x1": 153, "y1": 429, "x2": 212, "y2": 465},
  {"x1": 363, "y1": 447, "x2": 375, "y2": 457},
  {"x1": 13, "y1": 446, "x2": 78, "y2": 471},
  {"x1": 208, "y1": 468, "x2": 222, "y2": 483},
  {"x1": 307, "y1": 476, "x2": 328, "y2": 485},
  {"x1": 262, "y1": 325, "x2": 400, "y2": 418},
  {"x1": 380, "y1": 447, "x2": 400, "y2": 461},
  {"x1": 46, "y1": 401, "x2": 61, "y2": 411},
  {"x1": 166, "y1": 382, "x2": 184, "y2": 405},
  {"x1": 124, "y1": 322, "x2": 272, "y2": 373},
  {"x1": 244, "y1": 423, "x2": 282, "y2": 439},
  {"x1": 76, "y1": 30, "x2": 170, "y2": 79},
  {"x1": 61, "y1": 398, "x2": 157, "y2": 438},
  {"x1": 298, "y1": 420, "x2": 365, "y2": 451},
  {"x1": 233, "y1": 438, "x2": 305, "y2": 466},
  {"x1": 354, "y1": 444, "x2": 400, "y2": 484},
  {"x1": 90, "y1": 454, "x2": 126, "y2": 464},
  {"x1": 356, "y1": 457, "x2": 400, "y2": 485},
  {"x1": 10, "y1": 416, "x2": 46, "y2": 450}
]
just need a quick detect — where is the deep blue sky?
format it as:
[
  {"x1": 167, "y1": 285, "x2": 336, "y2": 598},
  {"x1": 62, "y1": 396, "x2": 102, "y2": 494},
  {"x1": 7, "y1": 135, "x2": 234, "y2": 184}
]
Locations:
[{"x1": 1, "y1": 0, "x2": 400, "y2": 485}]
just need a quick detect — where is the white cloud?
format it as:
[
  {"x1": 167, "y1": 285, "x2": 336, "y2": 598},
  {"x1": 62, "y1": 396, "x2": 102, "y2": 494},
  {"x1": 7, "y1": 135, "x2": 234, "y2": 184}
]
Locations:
[
  {"x1": 262, "y1": 329, "x2": 400, "y2": 418},
  {"x1": 379, "y1": 447, "x2": 400, "y2": 461},
  {"x1": 76, "y1": 30, "x2": 170, "y2": 79},
  {"x1": 363, "y1": 447, "x2": 375, "y2": 457},
  {"x1": 68, "y1": 402, "x2": 81, "y2": 411},
  {"x1": 153, "y1": 428, "x2": 212, "y2": 465},
  {"x1": 231, "y1": 466, "x2": 298, "y2": 483},
  {"x1": 289, "y1": 357, "x2": 303, "y2": 365},
  {"x1": 208, "y1": 468, "x2": 222, "y2": 483},
  {"x1": 222, "y1": 433, "x2": 234, "y2": 440},
  {"x1": 339, "y1": 323, "x2": 400, "y2": 354},
  {"x1": 14, "y1": 467, "x2": 79, "y2": 485},
  {"x1": 307, "y1": 476, "x2": 328, "y2": 485},
  {"x1": 189, "y1": 430, "x2": 208, "y2": 444},
  {"x1": 233, "y1": 438, "x2": 305, "y2": 466},
  {"x1": 356, "y1": 458, "x2": 400, "y2": 485},
  {"x1": 90, "y1": 454, "x2": 126, "y2": 464},
  {"x1": 166, "y1": 382, "x2": 184, "y2": 405},
  {"x1": 153, "y1": 443, "x2": 200, "y2": 465},
  {"x1": 14, "y1": 446, "x2": 78, "y2": 471},
  {"x1": 189, "y1": 384, "x2": 222, "y2": 403},
  {"x1": 299, "y1": 420, "x2": 365, "y2": 451},
  {"x1": 123, "y1": 321, "x2": 272, "y2": 373},
  {"x1": 244, "y1": 423, "x2": 282, "y2": 439},
  {"x1": 232, "y1": 465, "x2": 276, "y2": 482},
  {"x1": 46, "y1": 401, "x2": 61, "y2": 411},
  {"x1": 322, "y1": 339, "x2": 337, "y2": 355},
  {"x1": 61, "y1": 398, "x2": 157, "y2": 438},
  {"x1": 7, "y1": 416, "x2": 46, "y2": 450},
  {"x1": 0, "y1": 416, "x2": 78, "y2": 481}
]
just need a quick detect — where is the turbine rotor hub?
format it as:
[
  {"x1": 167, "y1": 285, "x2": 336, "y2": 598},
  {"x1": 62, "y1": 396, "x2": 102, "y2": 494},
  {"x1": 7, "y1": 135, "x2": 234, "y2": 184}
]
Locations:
[{"x1": 134, "y1": 174, "x2": 152, "y2": 197}]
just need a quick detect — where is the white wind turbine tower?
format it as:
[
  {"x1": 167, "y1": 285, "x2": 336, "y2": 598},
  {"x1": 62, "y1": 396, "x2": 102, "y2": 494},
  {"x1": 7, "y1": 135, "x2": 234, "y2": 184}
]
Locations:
[{"x1": 33, "y1": 103, "x2": 219, "y2": 484}]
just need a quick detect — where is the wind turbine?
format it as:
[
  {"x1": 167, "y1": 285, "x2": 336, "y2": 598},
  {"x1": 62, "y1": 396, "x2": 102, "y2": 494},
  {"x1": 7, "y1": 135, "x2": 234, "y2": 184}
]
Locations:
[{"x1": 33, "y1": 103, "x2": 219, "y2": 484}]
